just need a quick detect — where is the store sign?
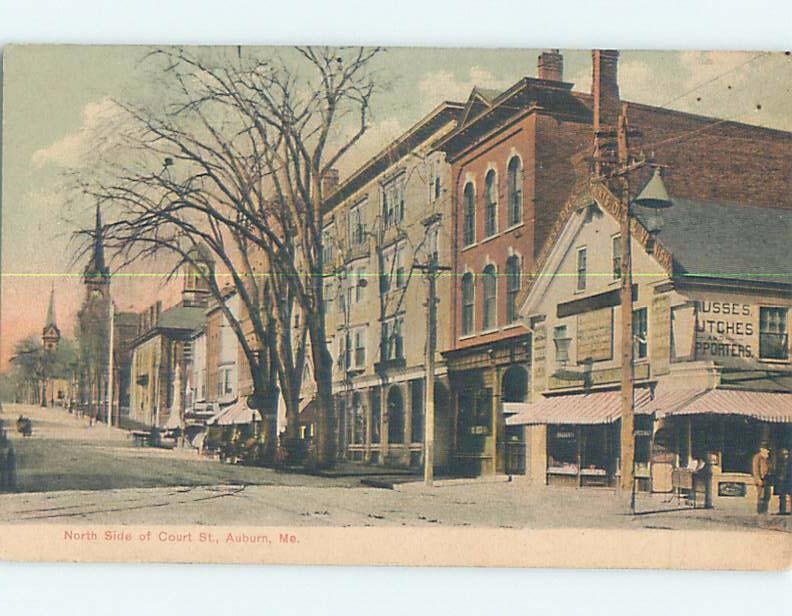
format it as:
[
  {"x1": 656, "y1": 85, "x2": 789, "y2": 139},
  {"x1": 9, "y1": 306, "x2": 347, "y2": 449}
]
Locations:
[
  {"x1": 695, "y1": 301, "x2": 755, "y2": 360},
  {"x1": 718, "y1": 481, "x2": 747, "y2": 497},
  {"x1": 577, "y1": 308, "x2": 613, "y2": 362}
]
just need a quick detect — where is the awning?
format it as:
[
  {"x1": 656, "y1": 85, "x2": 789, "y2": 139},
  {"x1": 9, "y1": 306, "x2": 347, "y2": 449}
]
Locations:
[
  {"x1": 207, "y1": 399, "x2": 262, "y2": 426},
  {"x1": 505, "y1": 388, "x2": 657, "y2": 426},
  {"x1": 662, "y1": 389, "x2": 792, "y2": 423}
]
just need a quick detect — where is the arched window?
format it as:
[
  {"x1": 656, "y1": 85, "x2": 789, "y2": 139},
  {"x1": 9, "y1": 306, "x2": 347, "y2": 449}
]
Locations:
[
  {"x1": 485, "y1": 169, "x2": 497, "y2": 237},
  {"x1": 482, "y1": 265, "x2": 497, "y2": 330},
  {"x1": 507, "y1": 156, "x2": 523, "y2": 226},
  {"x1": 352, "y1": 392, "x2": 365, "y2": 445},
  {"x1": 462, "y1": 272, "x2": 474, "y2": 335},
  {"x1": 463, "y1": 183, "x2": 475, "y2": 246},
  {"x1": 506, "y1": 255, "x2": 521, "y2": 323},
  {"x1": 387, "y1": 386, "x2": 404, "y2": 444}
]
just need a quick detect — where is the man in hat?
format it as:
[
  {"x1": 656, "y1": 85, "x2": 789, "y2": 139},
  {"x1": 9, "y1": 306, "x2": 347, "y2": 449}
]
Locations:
[
  {"x1": 752, "y1": 444, "x2": 773, "y2": 514},
  {"x1": 774, "y1": 448, "x2": 791, "y2": 515}
]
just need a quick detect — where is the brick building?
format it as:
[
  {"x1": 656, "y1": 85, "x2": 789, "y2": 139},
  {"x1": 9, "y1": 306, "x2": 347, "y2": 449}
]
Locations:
[{"x1": 435, "y1": 49, "x2": 792, "y2": 476}]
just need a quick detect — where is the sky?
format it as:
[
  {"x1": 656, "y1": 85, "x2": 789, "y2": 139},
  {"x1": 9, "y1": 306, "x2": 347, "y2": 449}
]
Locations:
[{"x1": 2, "y1": 46, "x2": 792, "y2": 370}]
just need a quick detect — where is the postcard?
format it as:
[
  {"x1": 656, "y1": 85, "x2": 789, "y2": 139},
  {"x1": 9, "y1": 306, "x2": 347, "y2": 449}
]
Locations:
[{"x1": 1, "y1": 45, "x2": 790, "y2": 568}]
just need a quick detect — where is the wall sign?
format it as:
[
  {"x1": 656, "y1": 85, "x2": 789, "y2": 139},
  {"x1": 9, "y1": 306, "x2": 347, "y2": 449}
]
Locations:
[
  {"x1": 577, "y1": 308, "x2": 613, "y2": 362},
  {"x1": 718, "y1": 481, "x2": 747, "y2": 497},
  {"x1": 695, "y1": 301, "x2": 755, "y2": 360}
]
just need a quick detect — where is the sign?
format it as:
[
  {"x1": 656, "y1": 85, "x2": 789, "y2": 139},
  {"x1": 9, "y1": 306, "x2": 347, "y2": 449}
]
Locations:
[
  {"x1": 718, "y1": 481, "x2": 747, "y2": 497},
  {"x1": 651, "y1": 294, "x2": 671, "y2": 376},
  {"x1": 576, "y1": 308, "x2": 613, "y2": 362},
  {"x1": 695, "y1": 301, "x2": 755, "y2": 361},
  {"x1": 548, "y1": 363, "x2": 650, "y2": 390},
  {"x1": 532, "y1": 325, "x2": 547, "y2": 399}
]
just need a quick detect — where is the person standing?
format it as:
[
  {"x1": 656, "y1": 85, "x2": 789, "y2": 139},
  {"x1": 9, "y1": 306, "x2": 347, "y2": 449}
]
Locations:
[
  {"x1": 774, "y1": 448, "x2": 791, "y2": 515},
  {"x1": 752, "y1": 444, "x2": 772, "y2": 514}
]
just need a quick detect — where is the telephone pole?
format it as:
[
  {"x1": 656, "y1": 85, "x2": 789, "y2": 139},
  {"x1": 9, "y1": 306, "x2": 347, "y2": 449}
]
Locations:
[
  {"x1": 415, "y1": 213, "x2": 451, "y2": 486},
  {"x1": 594, "y1": 102, "x2": 646, "y2": 510},
  {"x1": 616, "y1": 107, "x2": 635, "y2": 503}
]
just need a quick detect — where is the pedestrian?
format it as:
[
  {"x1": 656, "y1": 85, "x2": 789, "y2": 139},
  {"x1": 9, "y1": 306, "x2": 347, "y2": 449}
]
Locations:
[
  {"x1": 774, "y1": 448, "x2": 791, "y2": 515},
  {"x1": 751, "y1": 444, "x2": 773, "y2": 514}
]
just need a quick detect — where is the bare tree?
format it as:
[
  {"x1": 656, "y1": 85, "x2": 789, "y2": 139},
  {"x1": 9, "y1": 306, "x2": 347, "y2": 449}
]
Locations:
[{"x1": 70, "y1": 46, "x2": 382, "y2": 467}]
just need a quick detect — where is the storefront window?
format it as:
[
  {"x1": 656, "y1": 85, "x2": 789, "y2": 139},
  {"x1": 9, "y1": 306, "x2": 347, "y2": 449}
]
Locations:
[
  {"x1": 722, "y1": 418, "x2": 757, "y2": 473},
  {"x1": 387, "y1": 386, "x2": 405, "y2": 444},
  {"x1": 547, "y1": 426, "x2": 577, "y2": 470}
]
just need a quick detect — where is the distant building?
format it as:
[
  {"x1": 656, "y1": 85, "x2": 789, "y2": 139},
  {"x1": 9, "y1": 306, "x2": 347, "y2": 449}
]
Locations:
[
  {"x1": 128, "y1": 254, "x2": 210, "y2": 428},
  {"x1": 75, "y1": 205, "x2": 136, "y2": 422},
  {"x1": 315, "y1": 102, "x2": 464, "y2": 468}
]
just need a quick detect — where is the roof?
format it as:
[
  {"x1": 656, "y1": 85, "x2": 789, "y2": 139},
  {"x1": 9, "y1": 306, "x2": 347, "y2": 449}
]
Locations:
[
  {"x1": 323, "y1": 102, "x2": 464, "y2": 211},
  {"x1": 156, "y1": 304, "x2": 206, "y2": 331},
  {"x1": 632, "y1": 197, "x2": 792, "y2": 286}
]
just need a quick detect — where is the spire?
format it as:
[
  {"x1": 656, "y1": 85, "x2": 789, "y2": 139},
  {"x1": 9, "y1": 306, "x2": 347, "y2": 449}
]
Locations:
[
  {"x1": 84, "y1": 203, "x2": 110, "y2": 285},
  {"x1": 46, "y1": 284, "x2": 58, "y2": 328}
]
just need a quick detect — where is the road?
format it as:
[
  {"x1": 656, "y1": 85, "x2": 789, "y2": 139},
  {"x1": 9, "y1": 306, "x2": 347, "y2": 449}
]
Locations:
[{"x1": 1, "y1": 403, "x2": 790, "y2": 532}]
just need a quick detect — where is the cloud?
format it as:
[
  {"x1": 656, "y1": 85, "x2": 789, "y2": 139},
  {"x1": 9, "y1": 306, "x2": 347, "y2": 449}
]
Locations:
[
  {"x1": 335, "y1": 116, "x2": 407, "y2": 176},
  {"x1": 31, "y1": 97, "x2": 122, "y2": 168},
  {"x1": 418, "y1": 66, "x2": 510, "y2": 105}
]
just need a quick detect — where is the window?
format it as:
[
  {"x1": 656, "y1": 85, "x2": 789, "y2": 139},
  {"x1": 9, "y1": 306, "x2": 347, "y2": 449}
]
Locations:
[
  {"x1": 355, "y1": 266, "x2": 366, "y2": 303},
  {"x1": 352, "y1": 393, "x2": 365, "y2": 445},
  {"x1": 485, "y1": 169, "x2": 498, "y2": 237},
  {"x1": 633, "y1": 307, "x2": 648, "y2": 359},
  {"x1": 507, "y1": 156, "x2": 522, "y2": 226},
  {"x1": 323, "y1": 280, "x2": 334, "y2": 315},
  {"x1": 348, "y1": 201, "x2": 366, "y2": 246},
  {"x1": 370, "y1": 388, "x2": 381, "y2": 444},
  {"x1": 506, "y1": 256, "x2": 521, "y2": 323},
  {"x1": 381, "y1": 244, "x2": 405, "y2": 292},
  {"x1": 463, "y1": 183, "x2": 475, "y2": 245},
  {"x1": 354, "y1": 328, "x2": 366, "y2": 368},
  {"x1": 322, "y1": 224, "x2": 334, "y2": 263},
  {"x1": 482, "y1": 264, "x2": 497, "y2": 330},
  {"x1": 382, "y1": 176, "x2": 405, "y2": 228},
  {"x1": 382, "y1": 315, "x2": 404, "y2": 360},
  {"x1": 759, "y1": 306, "x2": 789, "y2": 360},
  {"x1": 462, "y1": 273, "x2": 475, "y2": 335},
  {"x1": 612, "y1": 235, "x2": 622, "y2": 280},
  {"x1": 576, "y1": 247, "x2": 587, "y2": 291},
  {"x1": 387, "y1": 387, "x2": 405, "y2": 444}
]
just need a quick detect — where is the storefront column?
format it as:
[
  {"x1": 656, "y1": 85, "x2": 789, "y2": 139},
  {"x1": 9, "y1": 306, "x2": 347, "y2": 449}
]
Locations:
[
  {"x1": 364, "y1": 387, "x2": 372, "y2": 461},
  {"x1": 526, "y1": 425, "x2": 547, "y2": 484},
  {"x1": 490, "y1": 364, "x2": 501, "y2": 476}
]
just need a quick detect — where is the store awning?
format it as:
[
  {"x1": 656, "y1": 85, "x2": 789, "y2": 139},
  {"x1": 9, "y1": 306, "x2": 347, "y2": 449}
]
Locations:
[
  {"x1": 505, "y1": 389, "x2": 657, "y2": 426},
  {"x1": 207, "y1": 399, "x2": 262, "y2": 426},
  {"x1": 662, "y1": 389, "x2": 792, "y2": 423}
]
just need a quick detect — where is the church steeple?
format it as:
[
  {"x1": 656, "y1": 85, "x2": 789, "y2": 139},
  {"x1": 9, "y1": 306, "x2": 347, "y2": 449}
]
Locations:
[
  {"x1": 84, "y1": 203, "x2": 110, "y2": 288},
  {"x1": 42, "y1": 284, "x2": 61, "y2": 352}
]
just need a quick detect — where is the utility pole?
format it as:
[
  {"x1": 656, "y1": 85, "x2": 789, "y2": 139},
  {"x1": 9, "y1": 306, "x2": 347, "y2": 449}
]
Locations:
[
  {"x1": 617, "y1": 106, "x2": 635, "y2": 504},
  {"x1": 106, "y1": 299, "x2": 114, "y2": 429},
  {"x1": 415, "y1": 213, "x2": 451, "y2": 486}
]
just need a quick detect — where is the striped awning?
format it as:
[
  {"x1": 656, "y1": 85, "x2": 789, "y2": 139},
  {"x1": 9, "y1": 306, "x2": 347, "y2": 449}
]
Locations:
[
  {"x1": 504, "y1": 388, "x2": 657, "y2": 426},
  {"x1": 663, "y1": 389, "x2": 792, "y2": 423},
  {"x1": 207, "y1": 399, "x2": 262, "y2": 426}
]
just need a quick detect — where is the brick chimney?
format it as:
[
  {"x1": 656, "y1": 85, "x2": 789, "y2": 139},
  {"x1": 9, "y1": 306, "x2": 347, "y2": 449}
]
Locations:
[
  {"x1": 321, "y1": 168, "x2": 340, "y2": 197},
  {"x1": 538, "y1": 50, "x2": 563, "y2": 82},
  {"x1": 592, "y1": 50, "x2": 620, "y2": 129}
]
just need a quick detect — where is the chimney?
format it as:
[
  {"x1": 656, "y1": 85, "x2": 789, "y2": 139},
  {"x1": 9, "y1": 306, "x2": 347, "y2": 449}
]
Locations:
[
  {"x1": 538, "y1": 50, "x2": 563, "y2": 82},
  {"x1": 592, "y1": 50, "x2": 620, "y2": 130},
  {"x1": 321, "y1": 168, "x2": 340, "y2": 197}
]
